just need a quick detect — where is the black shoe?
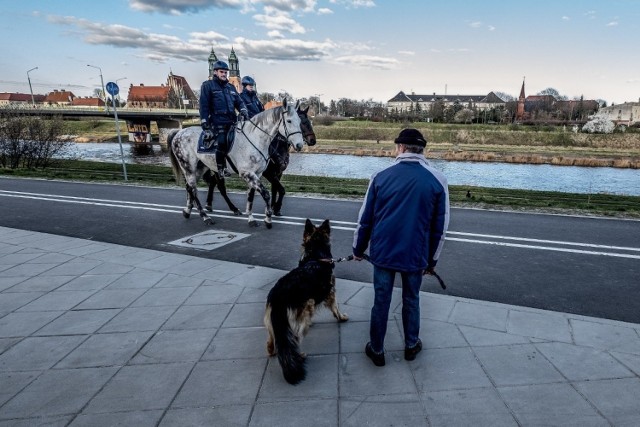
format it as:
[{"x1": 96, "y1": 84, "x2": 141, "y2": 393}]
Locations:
[
  {"x1": 365, "y1": 342, "x2": 385, "y2": 367},
  {"x1": 404, "y1": 339, "x2": 422, "y2": 361}
]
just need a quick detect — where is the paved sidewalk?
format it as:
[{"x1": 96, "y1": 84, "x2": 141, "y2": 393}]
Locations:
[{"x1": 1, "y1": 226, "x2": 640, "y2": 426}]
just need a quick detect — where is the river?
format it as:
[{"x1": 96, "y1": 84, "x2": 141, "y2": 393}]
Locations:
[{"x1": 64, "y1": 143, "x2": 640, "y2": 196}]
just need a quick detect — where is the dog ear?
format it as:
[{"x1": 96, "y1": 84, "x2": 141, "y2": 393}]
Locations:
[
  {"x1": 320, "y1": 219, "x2": 331, "y2": 235},
  {"x1": 304, "y1": 218, "x2": 314, "y2": 236}
]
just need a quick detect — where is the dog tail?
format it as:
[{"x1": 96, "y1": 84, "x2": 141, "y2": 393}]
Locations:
[{"x1": 271, "y1": 304, "x2": 306, "y2": 385}]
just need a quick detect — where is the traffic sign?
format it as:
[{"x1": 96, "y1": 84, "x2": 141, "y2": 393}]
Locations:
[{"x1": 106, "y1": 81, "x2": 119, "y2": 96}]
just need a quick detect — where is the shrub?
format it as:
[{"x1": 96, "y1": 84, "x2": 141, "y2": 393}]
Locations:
[
  {"x1": 0, "y1": 110, "x2": 72, "y2": 169},
  {"x1": 582, "y1": 116, "x2": 615, "y2": 134}
]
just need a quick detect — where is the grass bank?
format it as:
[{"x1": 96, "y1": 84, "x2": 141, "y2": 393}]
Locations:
[
  {"x1": 62, "y1": 119, "x2": 640, "y2": 168},
  {"x1": 2, "y1": 159, "x2": 638, "y2": 218}
]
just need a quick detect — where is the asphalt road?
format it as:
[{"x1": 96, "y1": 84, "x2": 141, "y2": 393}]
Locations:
[{"x1": 1, "y1": 177, "x2": 639, "y2": 323}]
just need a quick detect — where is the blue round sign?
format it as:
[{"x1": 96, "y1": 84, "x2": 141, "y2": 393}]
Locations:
[{"x1": 106, "y1": 82, "x2": 119, "y2": 96}]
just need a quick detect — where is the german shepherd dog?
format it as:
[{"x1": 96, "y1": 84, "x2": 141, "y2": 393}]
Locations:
[{"x1": 264, "y1": 219, "x2": 349, "y2": 384}]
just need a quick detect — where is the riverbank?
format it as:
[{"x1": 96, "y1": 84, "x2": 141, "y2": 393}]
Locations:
[
  {"x1": 64, "y1": 119, "x2": 640, "y2": 169},
  {"x1": 2, "y1": 160, "x2": 639, "y2": 218}
]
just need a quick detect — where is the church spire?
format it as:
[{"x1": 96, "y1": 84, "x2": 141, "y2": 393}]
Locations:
[
  {"x1": 208, "y1": 47, "x2": 218, "y2": 78},
  {"x1": 228, "y1": 46, "x2": 239, "y2": 78}
]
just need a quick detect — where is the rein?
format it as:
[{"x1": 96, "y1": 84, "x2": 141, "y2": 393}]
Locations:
[
  {"x1": 333, "y1": 254, "x2": 447, "y2": 290},
  {"x1": 237, "y1": 107, "x2": 301, "y2": 165}
]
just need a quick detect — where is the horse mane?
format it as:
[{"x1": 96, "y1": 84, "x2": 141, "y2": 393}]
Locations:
[{"x1": 251, "y1": 105, "x2": 286, "y2": 129}]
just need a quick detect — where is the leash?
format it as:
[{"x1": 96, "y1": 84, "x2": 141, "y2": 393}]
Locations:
[{"x1": 334, "y1": 254, "x2": 447, "y2": 290}]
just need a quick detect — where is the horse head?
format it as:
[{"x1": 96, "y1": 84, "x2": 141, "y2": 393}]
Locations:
[
  {"x1": 297, "y1": 105, "x2": 316, "y2": 146},
  {"x1": 278, "y1": 98, "x2": 305, "y2": 152}
]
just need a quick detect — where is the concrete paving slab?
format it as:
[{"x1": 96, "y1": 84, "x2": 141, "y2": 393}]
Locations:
[
  {"x1": 5, "y1": 275, "x2": 74, "y2": 293},
  {"x1": 97, "y1": 306, "x2": 176, "y2": 333},
  {"x1": 410, "y1": 347, "x2": 493, "y2": 392},
  {"x1": 55, "y1": 331, "x2": 153, "y2": 368},
  {"x1": 421, "y1": 387, "x2": 516, "y2": 426},
  {"x1": 574, "y1": 378, "x2": 640, "y2": 426},
  {"x1": 184, "y1": 282, "x2": 243, "y2": 305},
  {"x1": 161, "y1": 304, "x2": 232, "y2": 331},
  {"x1": 159, "y1": 406, "x2": 251, "y2": 427},
  {"x1": 68, "y1": 410, "x2": 163, "y2": 427},
  {"x1": 340, "y1": 394, "x2": 428, "y2": 427},
  {"x1": 571, "y1": 318, "x2": 640, "y2": 354},
  {"x1": 0, "y1": 311, "x2": 63, "y2": 338},
  {"x1": 202, "y1": 326, "x2": 266, "y2": 360},
  {"x1": 498, "y1": 382, "x2": 608, "y2": 426},
  {"x1": 34, "y1": 309, "x2": 120, "y2": 336},
  {"x1": 250, "y1": 399, "x2": 338, "y2": 427},
  {"x1": 130, "y1": 328, "x2": 216, "y2": 364},
  {"x1": 130, "y1": 286, "x2": 197, "y2": 307},
  {"x1": 260, "y1": 354, "x2": 338, "y2": 400},
  {"x1": 0, "y1": 335, "x2": 86, "y2": 371},
  {"x1": 74, "y1": 288, "x2": 147, "y2": 310},
  {"x1": 82, "y1": 363, "x2": 193, "y2": 414},
  {"x1": 0, "y1": 367, "x2": 118, "y2": 419}
]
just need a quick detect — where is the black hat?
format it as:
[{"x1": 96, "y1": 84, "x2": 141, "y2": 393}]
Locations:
[{"x1": 394, "y1": 128, "x2": 427, "y2": 147}]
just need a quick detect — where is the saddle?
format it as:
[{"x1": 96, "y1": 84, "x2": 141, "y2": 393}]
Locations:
[{"x1": 197, "y1": 126, "x2": 236, "y2": 154}]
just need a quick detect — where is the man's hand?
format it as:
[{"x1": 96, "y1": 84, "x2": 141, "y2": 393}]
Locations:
[
  {"x1": 352, "y1": 254, "x2": 363, "y2": 261},
  {"x1": 423, "y1": 266, "x2": 435, "y2": 276},
  {"x1": 240, "y1": 110, "x2": 249, "y2": 121},
  {"x1": 202, "y1": 129, "x2": 214, "y2": 141}
]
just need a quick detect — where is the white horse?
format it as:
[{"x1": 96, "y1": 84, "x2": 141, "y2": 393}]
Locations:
[{"x1": 167, "y1": 99, "x2": 305, "y2": 228}]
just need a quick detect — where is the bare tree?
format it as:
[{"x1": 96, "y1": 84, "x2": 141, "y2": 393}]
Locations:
[{"x1": 0, "y1": 111, "x2": 72, "y2": 169}]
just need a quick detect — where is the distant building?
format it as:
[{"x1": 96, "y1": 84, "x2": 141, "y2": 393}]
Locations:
[
  {"x1": 0, "y1": 92, "x2": 45, "y2": 106},
  {"x1": 516, "y1": 79, "x2": 598, "y2": 121},
  {"x1": 126, "y1": 72, "x2": 198, "y2": 109},
  {"x1": 71, "y1": 97, "x2": 105, "y2": 107},
  {"x1": 596, "y1": 102, "x2": 640, "y2": 126},
  {"x1": 44, "y1": 90, "x2": 76, "y2": 106},
  {"x1": 387, "y1": 91, "x2": 505, "y2": 113}
]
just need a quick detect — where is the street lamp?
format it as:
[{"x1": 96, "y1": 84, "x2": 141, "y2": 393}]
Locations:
[
  {"x1": 87, "y1": 64, "x2": 109, "y2": 113},
  {"x1": 27, "y1": 67, "x2": 38, "y2": 106},
  {"x1": 314, "y1": 93, "x2": 323, "y2": 116},
  {"x1": 115, "y1": 77, "x2": 127, "y2": 107}
]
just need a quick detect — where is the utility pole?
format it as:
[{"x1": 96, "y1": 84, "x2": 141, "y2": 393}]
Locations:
[
  {"x1": 314, "y1": 93, "x2": 323, "y2": 116},
  {"x1": 27, "y1": 67, "x2": 38, "y2": 107}
]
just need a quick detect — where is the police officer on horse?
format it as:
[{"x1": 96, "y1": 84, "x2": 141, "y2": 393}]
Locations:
[
  {"x1": 239, "y1": 76, "x2": 264, "y2": 118},
  {"x1": 199, "y1": 60, "x2": 248, "y2": 178}
]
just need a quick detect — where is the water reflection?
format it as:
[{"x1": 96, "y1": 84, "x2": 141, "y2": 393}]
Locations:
[{"x1": 63, "y1": 143, "x2": 640, "y2": 196}]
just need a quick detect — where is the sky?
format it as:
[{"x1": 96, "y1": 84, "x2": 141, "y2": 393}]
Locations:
[{"x1": 1, "y1": 0, "x2": 639, "y2": 106}]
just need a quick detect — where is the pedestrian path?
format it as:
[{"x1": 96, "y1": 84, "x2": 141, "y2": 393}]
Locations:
[{"x1": 1, "y1": 226, "x2": 639, "y2": 426}]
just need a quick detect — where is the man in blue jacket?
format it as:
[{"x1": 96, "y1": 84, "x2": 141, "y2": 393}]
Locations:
[
  {"x1": 353, "y1": 128, "x2": 450, "y2": 366},
  {"x1": 199, "y1": 60, "x2": 248, "y2": 178}
]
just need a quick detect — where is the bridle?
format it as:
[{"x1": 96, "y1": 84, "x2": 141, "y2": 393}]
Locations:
[{"x1": 238, "y1": 106, "x2": 302, "y2": 164}]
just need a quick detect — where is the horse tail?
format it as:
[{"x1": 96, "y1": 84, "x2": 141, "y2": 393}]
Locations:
[
  {"x1": 270, "y1": 302, "x2": 306, "y2": 385},
  {"x1": 166, "y1": 129, "x2": 184, "y2": 185}
]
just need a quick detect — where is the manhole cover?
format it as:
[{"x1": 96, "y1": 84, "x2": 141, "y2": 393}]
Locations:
[{"x1": 168, "y1": 230, "x2": 250, "y2": 251}]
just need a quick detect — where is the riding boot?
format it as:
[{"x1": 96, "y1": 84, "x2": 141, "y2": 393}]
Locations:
[{"x1": 216, "y1": 150, "x2": 231, "y2": 178}]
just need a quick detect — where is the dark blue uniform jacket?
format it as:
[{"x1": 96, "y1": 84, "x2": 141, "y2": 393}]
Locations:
[{"x1": 199, "y1": 77, "x2": 247, "y2": 127}]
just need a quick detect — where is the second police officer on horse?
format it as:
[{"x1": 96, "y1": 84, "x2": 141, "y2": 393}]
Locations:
[{"x1": 239, "y1": 76, "x2": 264, "y2": 118}]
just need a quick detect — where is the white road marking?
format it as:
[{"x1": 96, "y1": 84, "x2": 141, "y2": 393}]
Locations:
[{"x1": 2, "y1": 189, "x2": 639, "y2": 259}]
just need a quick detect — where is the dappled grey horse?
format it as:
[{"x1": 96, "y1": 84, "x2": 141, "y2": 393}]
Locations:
[
  {"x1": 167, "y1": 99, "x2": 305, "y2": 228},
  {"x1": 203, "y1": 105, "x2": 316, "y2": 217}
]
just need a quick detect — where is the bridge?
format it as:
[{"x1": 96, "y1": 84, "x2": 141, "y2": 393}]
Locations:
[{"x1": 1, "y1": 106, "x2": 201, "y2": 149}]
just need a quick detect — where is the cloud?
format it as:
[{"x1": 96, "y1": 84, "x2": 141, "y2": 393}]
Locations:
[
  {"x1": 398, "y1": 50, "x2": 414, "y2": 56},
  {"x1": 488, "y1": 25, "x2": 495, "y2": 31},
  {"x1": 562, "y1": 16, "x2": 570, "y2": 20},
  {"x1": 333, "y1": 54, "x2": 398, "y2": 70},
  {"x1": 329, "y1": 0, "x2": 375, "y2": 8},
  {"x1": 233, "y1": 36, "x2": 336, "y2": 60},
  {"x1": 317, "y1": 7, "x2": 333, "y2": 14},
  {"x1": 253, "y1": 7, "x2": 306, "y2": 34},
  {"x1": 606, "y1": 21, "x2": 618, "y2": 26},
  {"x1": 129, "y1": 0, "x2": 249, "y2": 14},
  {"x1": 469, "y1": 21, "x2": 482, "y2": 28},
  {"x1": 259, "y1": 0, "x2": 317, "y2": 12},
  {"x1": 47, "y1": 14, "x2": 329, "y2": 63}
]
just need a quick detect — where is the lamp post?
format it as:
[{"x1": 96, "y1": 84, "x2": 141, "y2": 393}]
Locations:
[
  {"x1": 314, "y1": 93, "x2": 323, "y2": 116},
  {"x1": 115, "y1": 77, "x2": 127, "y2": 108},
  {"x1": 27, "y1": 67, "x2": 38, "y2": 107},
  {"x1": 87, "y1": 64, "x2": 109, "y2": 113}
]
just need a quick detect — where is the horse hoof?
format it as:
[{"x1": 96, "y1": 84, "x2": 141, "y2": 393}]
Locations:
[
  {"x1": 233, "y1": 209, "x2": 242, "y2": 216},
  {"x1": 205, "y1": 205, "x2": 212, "y2": 212},
  {"x1": 204, "y1": 217, "x2": 215, "y2": 226},
  {"x1": 265, "y1": 221, "x2": 273, "y2": 229},
  {"x1": 248, "y1": 220, "x2": 260, "y2": 227},
  {"x1": 182, "y1": 210, "x2": 191, "y2": 219},
  {"x1": 273, "y1": 211, "x2": 282, "y2": 217}
]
